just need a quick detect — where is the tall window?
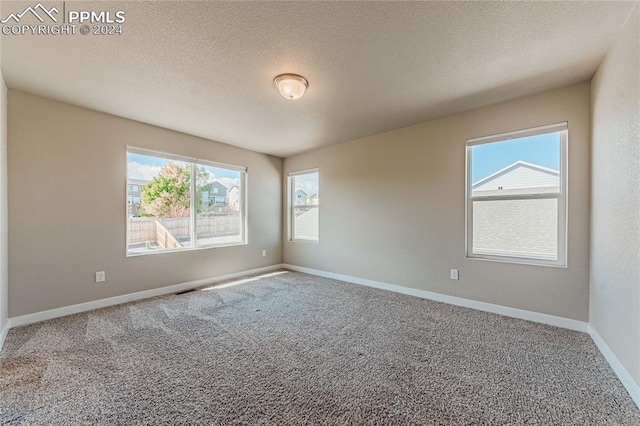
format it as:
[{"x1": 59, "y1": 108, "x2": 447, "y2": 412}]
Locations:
[
  {"x1": 288, "y1": 169, "x2": 319, "y2": 242},
  {"x1": 466, "y1": 123, "x2": 567, "y2": 266},
  {"x1": 126, "y1": 148, "x2": 246, "y2": 256}
]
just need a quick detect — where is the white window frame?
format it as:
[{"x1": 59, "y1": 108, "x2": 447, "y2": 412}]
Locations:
[
  {"x1": 126, "y1": 147, "x2": 248, "y2": 256},
  {"x1": 465, "y1": 122, "x2": 568, "y2": 267},
  {"x1": 288, "y1": 168, "x2": 319, "y2": 243}
]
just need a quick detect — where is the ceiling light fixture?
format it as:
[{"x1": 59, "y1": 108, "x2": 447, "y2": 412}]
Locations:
[{"x1": 273, "y1": 73, "x2": 308, "y2": 101}]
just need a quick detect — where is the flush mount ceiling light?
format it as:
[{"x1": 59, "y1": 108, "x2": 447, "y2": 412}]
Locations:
[{"x1": 273, "y1": 73, "x2": 308, "y2": 101}]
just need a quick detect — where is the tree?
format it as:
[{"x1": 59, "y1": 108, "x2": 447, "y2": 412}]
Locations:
[{"x1": 140, "y1": 162, "x2": 209, "y2": 218}]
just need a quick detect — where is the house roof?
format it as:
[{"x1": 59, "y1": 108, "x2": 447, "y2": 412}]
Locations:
[
  {"x1": 472, "y1": 161, "x2": 559, "y2": 189},
  {"x1": 210, "y1": 181, "x2": 229, "y2": 189}
]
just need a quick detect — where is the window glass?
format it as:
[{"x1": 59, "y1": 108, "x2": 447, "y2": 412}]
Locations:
[
  {"x1": 196, "y1": 165, "x2": 243, "y2": 246},
  {"x1": 290, "y1": 170, "x2": 319, "y2": 241},
  {"x1": 127, "y1": 150, "x2": 245, "y2": 255},
  {"x1": 467, "y1": 124, "x2": 566, "y2": 265},
  {"x1": 471, "y1": 133, "x2": 561, "y2": 197}
]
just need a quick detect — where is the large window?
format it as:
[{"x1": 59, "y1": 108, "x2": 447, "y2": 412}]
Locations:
[
  {"x1": 466, "y1": 123, "x2": 567, "y2": 266},
  {"x1": 288, "y1": 169, "x2": 319, "y2": 242},
  {"x1": 126, "y1": 148, "x2": 246, "y2": 256}
]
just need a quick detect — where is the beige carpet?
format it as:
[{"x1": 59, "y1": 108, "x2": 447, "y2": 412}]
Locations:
[{"x1": 1, "y1": 270, "x2": 639, "y2": 425}]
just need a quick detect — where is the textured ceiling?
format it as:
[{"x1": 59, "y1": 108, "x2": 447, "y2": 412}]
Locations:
[{"x1": 0, "y1": 1, "x2": 635, "y2": 157}]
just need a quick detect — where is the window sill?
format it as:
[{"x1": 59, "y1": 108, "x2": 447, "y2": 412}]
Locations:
[
  {"x1": 127, "y1": 241, "x2": 247, "y2": 257},
  {"x1": 289, "y1": 238, "x2": 319, "y2": 244},
  {"x1": 466, "y1": 254, "x2": 567, "y2": 268}
]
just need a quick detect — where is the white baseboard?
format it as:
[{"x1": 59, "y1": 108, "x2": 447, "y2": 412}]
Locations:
[
  {"x1": 8, "y1": 264, "x2": 285, "y2": 329},
  {"x1": 0, "y1": 319, "x2": 9, "y2": 352},
  {"x1": 282, "y1": 264, "x2": 588, "y2": 333},
  {"x1": 588, "y1": 324, "x2": 640, "y2": 409}
]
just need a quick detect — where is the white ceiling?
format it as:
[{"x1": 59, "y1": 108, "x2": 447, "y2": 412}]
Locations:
[{"x1": 1, "y1": 1, "x2": 635, "y2": 157}]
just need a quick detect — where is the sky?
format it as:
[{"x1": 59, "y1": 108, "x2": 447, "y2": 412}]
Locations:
[
  {"x1": 471, "y1": 132, "x2": 560, "y2": 183},
  {"x1": 127, "y1": 153, "x2": 241, "y2": 188},
  {"x1": 293, "y1": 171, "x2": 319, "y2": 196}
]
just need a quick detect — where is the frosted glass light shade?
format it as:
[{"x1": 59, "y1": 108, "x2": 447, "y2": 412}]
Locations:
[{"x1": 274, "y1": 74, "x2": 308, "y2": 100}]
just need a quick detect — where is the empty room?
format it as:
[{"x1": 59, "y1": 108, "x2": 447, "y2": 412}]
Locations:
[{"x1": 0, "y1": 1, "x2": 639, "y2": 424}]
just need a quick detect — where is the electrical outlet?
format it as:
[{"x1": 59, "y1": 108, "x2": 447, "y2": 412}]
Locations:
[
  {"x1": 95, "y1": 271, "x2": 106, "y2": 283},
  {"x1": 450, "y1": 269, "x2": 459, "y2": 280},
  {"x1": 261, "y1": 250, "x2": 267, "y2": 257}
]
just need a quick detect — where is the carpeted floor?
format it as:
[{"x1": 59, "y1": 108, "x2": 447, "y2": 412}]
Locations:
[{"x1": 1, "y1": 270, "x2": 639, "y2": 425}]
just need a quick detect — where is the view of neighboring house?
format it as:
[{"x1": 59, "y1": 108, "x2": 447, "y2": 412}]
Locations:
[
  {"x1": 293, "y1": 207, "x2": 319, "y2": 240},
  {"x1": 127, "y1": 178, "x2": 149, "y2": 217},
  {"x1": 129, "y1": 179, "x2": 235, "y2": 218},
  {"x1": 294, "y1": 189, "x2": 307, "y2": 206},
  {"x1": 127, "y1": 177, "x2": 241, "y2": 253},
  {"x1": 471, "y1": 161, "x2": 560, "y2": 260},
  {"x1": 202, "y1": 181, "x2": 229, "y2": 205},
  {"x1": 292, "y1": 193, "x2": 319, "y2": 240},
  {"x1": 200, "y1": 181, "x2": 231, "y2": 214},
  {"x1": 228, "y1": 186, "x2": 240, "y2": 211},
  {"x1": 472, "y1": 161, "x2": 559, "y2": 195}
]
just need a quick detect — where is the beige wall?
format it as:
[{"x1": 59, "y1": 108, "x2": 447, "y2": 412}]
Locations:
[
  {"x1": 8, "y1": 91, "x2": 282, "y2": 317},
  {"x1": 590, "y1": 6, "x2": 639, "y2": 386},
  {"x1": 0, "y1": 70, "x2": 7, "y2": 329},
  {"x1": 284, "y1": 82, "x2": 591, "y2": 321}
]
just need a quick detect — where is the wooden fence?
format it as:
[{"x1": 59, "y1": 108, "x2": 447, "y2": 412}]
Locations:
[
  {"x1": 155, "y1": 221, "x2": 183, "y2": 249},
  {"x1": 127, "y1": 216, "x2": 240, "y2": 245}
]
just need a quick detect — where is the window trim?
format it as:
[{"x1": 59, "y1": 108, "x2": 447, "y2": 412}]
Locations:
[
  {"x1": 465, "y1": 122, "x2": 568, "y2": 267},
  {"x1": 287, "y1": 168, "x2": 319, "y2": 243},
  {"x1": 126, "y1": 147, "x2": 248, "y2": 257}
]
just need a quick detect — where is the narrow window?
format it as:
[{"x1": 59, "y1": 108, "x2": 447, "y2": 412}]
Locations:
[
  {"x1": 126, "y1": 148, "x2": 246, "y2": 256},
  {"x1": 466, "y1": 123, "x2": 567, "y2": 266},
  {"x1": 288, "y1": 169, "x2": 319, "y2": 242}
]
